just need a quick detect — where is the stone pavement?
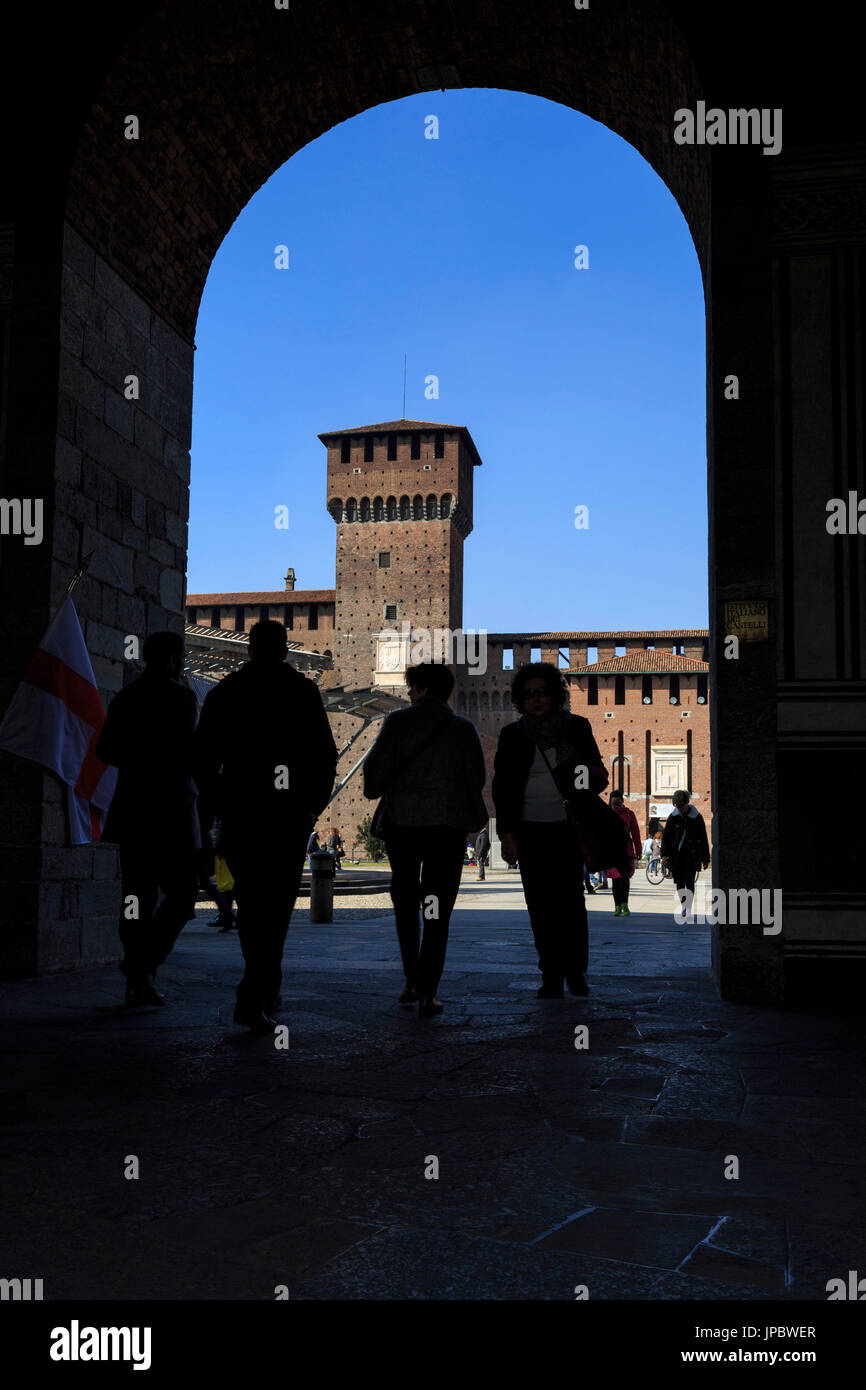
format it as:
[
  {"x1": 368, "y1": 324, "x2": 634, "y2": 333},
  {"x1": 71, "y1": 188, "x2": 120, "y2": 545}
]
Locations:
[{"x1": 1, "y1": 868, "x2": 865, "y2": 1301}]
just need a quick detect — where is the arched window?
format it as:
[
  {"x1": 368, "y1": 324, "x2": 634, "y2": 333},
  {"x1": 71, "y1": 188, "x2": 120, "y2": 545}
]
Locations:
[
  {"x1": 468, "y1": 690, "x2": 479, "y2": 717},
  {"x1": 440, "y1": 493, "x2": 452, "y2": 519},
  {"x1": 400, "y1": 495, "x2": 411, "y2": 520},
  {"x1": 360, "y1": 497, "x2": 371, "y2": 522},
  {"x1": 373, "y1": 496, "x2": 384, "y2": 521},
  {"x1": 327, "y1": 498, "x2": 343, "y2": 522},
  {"x1": 345, "y1": 497, "x2": 357, "y2": 522},
  {"x1": 413, "y1": 494, "x2": 423, "y2": 519},
  {"x1": 426, "y1": 494, "x2": 437, "y2": 519},
  {"x1": 480, "y1": 690, "x2": 489, "y2": 713},
  {"x1": 386, "y1": 496, "x2": 397, "y2": 520},
  {"x1": 457, "y1": 689, "x2": 467, "y2": 712},
  {"x1": 491, "y1": 690, "x2": 501, "y2": 712}
]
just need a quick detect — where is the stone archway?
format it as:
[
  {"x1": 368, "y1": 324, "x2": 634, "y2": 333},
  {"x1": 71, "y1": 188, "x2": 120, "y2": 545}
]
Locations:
[{"x1": 2, "y1": 0, "x2": 862, "y2": 1001}]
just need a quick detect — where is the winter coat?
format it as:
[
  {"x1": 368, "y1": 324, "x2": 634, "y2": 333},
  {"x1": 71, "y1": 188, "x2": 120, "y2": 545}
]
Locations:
[
  {"x1": 606, "y1": 804, "x2": 642, "y2": 879},
  {"x1": 363, "y1": 698, "x2": 487, "y2": 831},
  {"x1": 96, "y1": 669, "x2": 200, "y2": 851},
  {"x1": 491, "y1": 713, "x2": 606, "y2": 837},
  {"x1": 660, "y1": 804, "x2": 710, "y2": 868},
  {"x1": 193, "y1": 660, "x2": 337, "y2": 850}
]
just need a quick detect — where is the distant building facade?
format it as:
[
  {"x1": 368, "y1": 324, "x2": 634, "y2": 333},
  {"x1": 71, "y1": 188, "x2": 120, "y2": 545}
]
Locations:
[{"x1": 186, "y1": 420, "x2": 710, "y2": 847}]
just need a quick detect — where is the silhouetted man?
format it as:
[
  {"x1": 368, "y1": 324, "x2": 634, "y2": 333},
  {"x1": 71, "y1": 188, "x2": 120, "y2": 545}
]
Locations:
[
  {"x1": 194, "y1": 620, "x2": 337, "y2": 1034},
  {"x1": 96, "y1": 631, "x2": 199, "y2": 1006},
  {"x1": 661, "y1": 788, "x2": 711, "y2": 919}
]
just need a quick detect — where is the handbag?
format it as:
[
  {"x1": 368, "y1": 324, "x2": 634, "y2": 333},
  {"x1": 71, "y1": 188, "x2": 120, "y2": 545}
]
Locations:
[
  {"x1": 534, "y1": 742, "x2": 631, "y2": 875},
  {"x1": 368, "y1": 716, "x2": 454, "y2": 840}
]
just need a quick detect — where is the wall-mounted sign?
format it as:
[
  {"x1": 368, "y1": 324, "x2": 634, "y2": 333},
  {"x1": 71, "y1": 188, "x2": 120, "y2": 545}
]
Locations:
[{"x1": 724, "y1": 599, "x2": 769, "y2": 641}]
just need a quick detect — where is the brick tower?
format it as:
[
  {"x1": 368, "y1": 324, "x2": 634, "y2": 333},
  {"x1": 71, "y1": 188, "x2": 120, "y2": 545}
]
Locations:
[{"x1": 320, "y1": 420, "x2": 482, "y2": 690}]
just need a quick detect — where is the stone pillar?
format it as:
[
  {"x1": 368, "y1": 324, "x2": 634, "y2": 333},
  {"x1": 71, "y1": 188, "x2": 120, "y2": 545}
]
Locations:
[
  {"x1": 0, "y1": 220, "x2": 195, "y2": 977},
  {"x1": 709, "y1": 151, "x2": 781, "y2": 1002},
  {"x1": 710, "y1": 144, "x2": 866, "y2": 1002}
]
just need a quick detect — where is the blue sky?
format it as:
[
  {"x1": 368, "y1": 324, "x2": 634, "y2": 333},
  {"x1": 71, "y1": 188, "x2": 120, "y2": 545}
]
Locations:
[{"x1": 189, "y1": 89, "x2": 707, "y2": 632}]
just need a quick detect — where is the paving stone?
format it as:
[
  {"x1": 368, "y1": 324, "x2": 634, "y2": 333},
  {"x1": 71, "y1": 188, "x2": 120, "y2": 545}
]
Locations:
[{"x1": 2, "y1": 878, "x2": 864, "y2": 1299}]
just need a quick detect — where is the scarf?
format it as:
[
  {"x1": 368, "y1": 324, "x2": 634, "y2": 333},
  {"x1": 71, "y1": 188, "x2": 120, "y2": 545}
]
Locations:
[{"x1": 518, "y1": 708, "x2": 575, "y2": 763}]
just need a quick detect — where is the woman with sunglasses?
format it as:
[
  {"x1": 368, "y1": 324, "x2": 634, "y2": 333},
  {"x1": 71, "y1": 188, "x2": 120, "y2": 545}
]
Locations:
[{"x1": 492, "y1": 663, "x2": 608, "y2": 998}]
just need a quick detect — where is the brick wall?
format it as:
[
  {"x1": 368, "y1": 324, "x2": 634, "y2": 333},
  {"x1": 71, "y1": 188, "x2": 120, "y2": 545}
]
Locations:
[{"x1": 32, "y1": 219, "x2": 194, "y2": 971}]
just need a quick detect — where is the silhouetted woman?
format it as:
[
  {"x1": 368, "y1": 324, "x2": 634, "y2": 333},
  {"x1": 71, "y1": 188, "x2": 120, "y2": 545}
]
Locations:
[
  {"x1": 492, "y1": 663, "x2": 608, "y2": 997},
  {"x1": 606, "y1": 789, "x2": 642, "y2": 916},
  {"x1": 363, "y1": 663, "x2": 487, "y2": 1018}
]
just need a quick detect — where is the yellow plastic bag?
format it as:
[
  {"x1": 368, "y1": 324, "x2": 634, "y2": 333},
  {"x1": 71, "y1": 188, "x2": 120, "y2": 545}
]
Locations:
[{"x1": 214, "y1": 855, "x2": 235, "y2": 893}]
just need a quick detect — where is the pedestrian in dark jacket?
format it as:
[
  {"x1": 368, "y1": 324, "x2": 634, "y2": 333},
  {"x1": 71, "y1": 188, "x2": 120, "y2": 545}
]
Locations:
[
  {"x1": 96, "y1": 631, "x2": 199, "y2": 1007},
  {"x1": 194, "y1": 621, "x2": 337, "y2": 1034},
  {"x1": 475, "y1": 825, "x2": 491, "y2": 881},
  {"x1": 363, "y1": 662, "x2": 487, "y2": 1018},
  {"x1": 660, "y1": 789, "x2": 710, "y2": 917},
  {"x1": 492, "y1": 662, "x2": 608, "y2": 998}
]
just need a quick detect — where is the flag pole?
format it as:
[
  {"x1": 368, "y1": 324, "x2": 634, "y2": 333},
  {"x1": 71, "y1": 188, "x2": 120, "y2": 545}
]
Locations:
[{"x1": 67, "y1": 551, "x2": 94, "y2": 595}]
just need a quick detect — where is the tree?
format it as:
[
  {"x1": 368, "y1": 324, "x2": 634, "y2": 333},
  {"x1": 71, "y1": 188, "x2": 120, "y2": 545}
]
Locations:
[{"x1": 356, "y1": 814, "x2": 386, "y2": 861}]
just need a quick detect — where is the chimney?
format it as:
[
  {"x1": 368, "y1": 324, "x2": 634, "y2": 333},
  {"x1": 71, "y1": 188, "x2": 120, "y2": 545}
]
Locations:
[{"x1": 285, "y1": 567, "x2": 296, "y2": 592}]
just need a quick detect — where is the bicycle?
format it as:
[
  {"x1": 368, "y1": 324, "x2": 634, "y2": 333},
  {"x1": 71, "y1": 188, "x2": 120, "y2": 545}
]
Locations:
[{"x1": 645, "y1": 856, "x2": 672, "y2": 886}]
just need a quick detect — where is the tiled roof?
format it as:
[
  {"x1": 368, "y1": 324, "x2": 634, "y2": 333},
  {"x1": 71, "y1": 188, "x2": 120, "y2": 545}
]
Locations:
[
  {"x1": 186, "y1": 590, "x2": 335, "y2": 606},
  {"x1": 567, "y1": 652, "x2": 709, "y2": 675},
  {"x1": 319, "y1": 419, "x2": 464, "y2": 436},
  {"x1": 486, "y1": 630, "x2": 708, "y2": 642}
]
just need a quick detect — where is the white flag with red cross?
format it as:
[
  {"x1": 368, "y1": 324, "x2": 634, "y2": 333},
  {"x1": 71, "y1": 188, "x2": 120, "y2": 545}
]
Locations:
[{"x1": 0, "y1": 596, "x2": 117, "y2": 843}]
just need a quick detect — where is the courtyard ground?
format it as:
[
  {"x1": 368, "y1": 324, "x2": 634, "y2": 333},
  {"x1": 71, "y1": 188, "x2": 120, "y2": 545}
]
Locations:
[{"x1": 1, "y1": 869, "x2": 864, "y2": 1300}]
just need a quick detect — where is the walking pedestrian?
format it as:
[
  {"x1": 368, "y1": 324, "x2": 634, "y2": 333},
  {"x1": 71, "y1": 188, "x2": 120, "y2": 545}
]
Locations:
[
  {"x1": 96, "y1": 631, "x2": 199, "y2": 1007},
  {"x1": 194, "y1": 620, "x2": 337, "y2": 1034},
  {"x1": 475, "y1": 825, "x2": 490, "y2": 881},
  {"x1": 306, "y1": 827, "x2": 321, "y2": 866},
  {"x1": 363, "y1": 662, "x2": 487, "y2": 1018},
  {"x1": 491, "y1": 662, "x2": 609, "y2": 998},
  {"x1": 660, "y1": 789, "x2": 711, "y2": 919},
  {"x1": 326, "y1": 826, "x2": 344, "y2": 870},
  {"x1": 606, "y1": 790, "x2": 642, "y2": 916}
]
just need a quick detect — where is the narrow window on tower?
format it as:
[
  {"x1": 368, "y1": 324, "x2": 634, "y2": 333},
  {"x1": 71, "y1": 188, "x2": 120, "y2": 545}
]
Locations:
[
  {"x1": 413, "y1": 495, "x2": 423, "y2": 519},
  {"x1": 642, "y1": 675, "x2": 653, "y2": 704},
  {"x1": 308, "y1": 604, "x2": 318, "y2": 631},
  {"x1": 212, "y1": 608, "x2": 221, "y2": 628},
  {"x1": 426, "y1": 494, "x2": 437, "y2": 519},
  {"x1": 588, "y1": 676, "x2": 598, "y2": 705},
  {"x1": 378, "y1": 552, "x2": 391, "y2": 569},
  {"x1": 387, "y1": 434, "x2": 397, "y2": 462},
  {"x1": 235, "y1": 606, "x2": 245, "y2": 632},
  {"x1": 411, "y1": 433, "x2": 421, "y2": 460},
  {"x1": 530, "y1": 647, "x2": 541, "y2": 663},
  {"x1": 186, "y1": 608, "x2": 196, "y2": 625},
  {"x1": 669, "y1": 675, "x2": 680, "y2": 705},
  {"x1": 386, "y1": 496, "x2": 397, "y2": 520},
  {"x1": 284, "y1": 605, "x2": 294, "y2": 630},
  {"x1": 364, "y1": 435, "x2": 374, "y2": 463},
  {"x1": 434, "y1": 431, "x2": 444, "y2": 458},
  {"x1": 341, "y1": 437, "x2": 351, "y2": 464},
  {"x1": 615, "y1": 675, "x2": 625, "y2": 705},
  {"x1": 440, "y1": 493, "x2": 452, "y2": 518},
  {"x1": 697, "y1": 674, "x2": 708, "y2": 705},
  {"x1": 259, "y1": 605, "x2": 269, "y2": 623},
  {"x1": 502, "y1": 647, "x2": 514, "y2": 671}
]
